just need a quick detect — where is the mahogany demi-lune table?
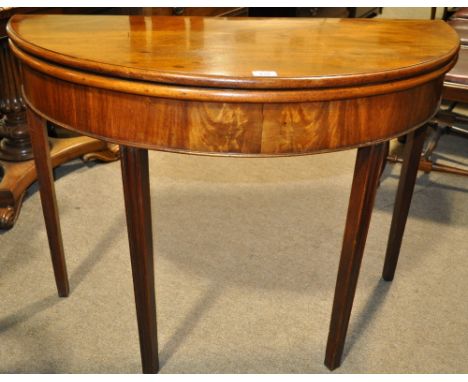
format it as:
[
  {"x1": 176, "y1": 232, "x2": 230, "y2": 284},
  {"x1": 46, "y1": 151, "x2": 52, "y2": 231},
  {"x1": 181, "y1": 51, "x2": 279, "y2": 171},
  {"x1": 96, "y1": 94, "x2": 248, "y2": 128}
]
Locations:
[{"x1": 6, "y1": 15, "x2": 459, "y2": 373}]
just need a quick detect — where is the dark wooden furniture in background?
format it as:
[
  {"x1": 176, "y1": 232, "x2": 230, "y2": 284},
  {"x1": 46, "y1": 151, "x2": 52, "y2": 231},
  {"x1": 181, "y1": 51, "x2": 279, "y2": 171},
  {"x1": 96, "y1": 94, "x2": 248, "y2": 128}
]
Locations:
[
  {"x1": 0, "y1": 7, "x2": 123, "y2": 229},
  {"x1": 8, "y1": 15, "x2": 458, "y2": 373},
  {"x1": 249, "y1": 7, "x2": 380, "y2": 18},
  {"x1": 388, "y1": 12, "x2": 468, "y2": 177},
  {"x1": 121, "y1": 7, "x2": 247, "y2": 16},
  {"x1": 422, "y1": 18, "x2": 468, "y2": 176},
  {"x1": 0, "y1": 6, "x2": 248, "y2": 230}
]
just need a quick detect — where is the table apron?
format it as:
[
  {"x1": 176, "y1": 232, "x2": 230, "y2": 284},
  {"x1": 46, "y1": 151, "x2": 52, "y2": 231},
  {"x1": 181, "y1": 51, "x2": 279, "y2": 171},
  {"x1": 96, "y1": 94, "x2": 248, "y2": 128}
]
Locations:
[{"x1": 21, "y1": 64, "x2": 443, "y2": 156}]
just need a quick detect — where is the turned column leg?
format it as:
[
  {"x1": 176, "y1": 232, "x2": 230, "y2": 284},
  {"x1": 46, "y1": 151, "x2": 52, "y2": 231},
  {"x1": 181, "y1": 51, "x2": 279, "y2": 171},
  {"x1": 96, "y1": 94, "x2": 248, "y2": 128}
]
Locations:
[
  {"x1": 0, "y1": 36, "x2": 32, "y2": 161},
  {"x1": 27, "y1": 109, "x2": 69, "y2": 297},
  {"x1": 120, "y1": 146, "x2": 159, "y2": 374},
  {"x1": 325, "y1": 143, "x2": 386, "y2": 370},
  {"x1": 382, "y1": 127, "x2": 427, "y2": 281}
]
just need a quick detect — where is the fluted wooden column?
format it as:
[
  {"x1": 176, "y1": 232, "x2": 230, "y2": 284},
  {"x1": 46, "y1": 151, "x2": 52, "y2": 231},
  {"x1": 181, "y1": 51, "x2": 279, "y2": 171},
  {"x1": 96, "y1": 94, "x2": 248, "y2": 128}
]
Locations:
[{"x1": 0, "y1": 36, "x2": 32, "y2": 161}]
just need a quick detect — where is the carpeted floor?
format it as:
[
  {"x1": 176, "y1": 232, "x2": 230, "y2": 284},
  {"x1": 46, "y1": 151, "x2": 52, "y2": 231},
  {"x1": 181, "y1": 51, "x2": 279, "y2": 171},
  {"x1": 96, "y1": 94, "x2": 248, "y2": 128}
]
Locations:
[
  {"x1": 1, "y1": 6, "x2": 468, "y2": 375},
  {"x1": 1, "y1": 130, "x2": 467, "y2": 373}
]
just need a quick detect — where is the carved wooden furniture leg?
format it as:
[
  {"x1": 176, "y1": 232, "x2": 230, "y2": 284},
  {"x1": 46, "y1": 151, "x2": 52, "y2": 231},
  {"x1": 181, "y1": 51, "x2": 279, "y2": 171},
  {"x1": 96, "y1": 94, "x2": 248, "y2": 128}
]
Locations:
[
  {"x1": 325, "y1": 143, "x2": 386, "y2": 370},
  {"x1": 0, "y1": 34, "x2": 30, "y2": 227},
  {"x1": 120, "y1": 146, "x2": 159, "y2": 374},
  {"x1": 0, "y1": 35, "x2": 120, "y2": 230},
  {"x1": 83, "y1": 143, "x2": 120, "y2": 162},
  {"x1": 0, "y1": 136, "x2": 115, "y2": 229},
  {"x1": 0, "y1": 36, "x2": 32, "y2": 161},
  {"x1": 417, "y1": 106, "x2": 468, "y2": 176},
  {"x1": 422, "y1": 122, "x2": 443, "y2": 162},
  {"x1": 418, "y1": 158, "x2": 468, "y2": 175},
  {"x1": 382, "y1": 127, "x2": 427, "y2": 281},
  {"x1": 418, "y1": 119, "x2": 468, "y2": 175},
  {"x1": 27, "y1": 109, "x2": 69, "y2": 297},
  {"x1": 386, "y1": 122, "x2": 468, "y2": 176}
]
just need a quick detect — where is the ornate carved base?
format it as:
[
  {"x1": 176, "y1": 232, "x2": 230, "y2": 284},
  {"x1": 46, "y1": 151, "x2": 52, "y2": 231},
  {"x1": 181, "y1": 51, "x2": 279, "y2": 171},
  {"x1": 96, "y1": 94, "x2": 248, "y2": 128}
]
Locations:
[
  {"x1": 83, "y1": 143, "x2": 120, "y2": 162},
  {"x1": 0, "y1": 114, "x2": 34, "y2": 161},
  {"x1": 0, "y1": 136, "x2": 119, "y2": 229}
]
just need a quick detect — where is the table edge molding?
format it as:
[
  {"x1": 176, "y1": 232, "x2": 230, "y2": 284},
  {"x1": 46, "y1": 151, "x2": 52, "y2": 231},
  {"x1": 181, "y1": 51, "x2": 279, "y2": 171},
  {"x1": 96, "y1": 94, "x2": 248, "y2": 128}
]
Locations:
[{"x1": 10, "y1": 40, "x2": 459, "y2": 104}]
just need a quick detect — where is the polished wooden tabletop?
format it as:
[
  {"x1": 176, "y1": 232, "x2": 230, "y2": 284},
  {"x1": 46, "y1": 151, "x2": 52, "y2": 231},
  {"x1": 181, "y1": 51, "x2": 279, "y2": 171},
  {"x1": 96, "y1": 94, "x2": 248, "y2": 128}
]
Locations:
[
  {"x1": 6, "y1": 15, "x2": 460, "y2": 156},
  {"x1": 8, "y1": 15, "x2": 459, "y2": 89}
]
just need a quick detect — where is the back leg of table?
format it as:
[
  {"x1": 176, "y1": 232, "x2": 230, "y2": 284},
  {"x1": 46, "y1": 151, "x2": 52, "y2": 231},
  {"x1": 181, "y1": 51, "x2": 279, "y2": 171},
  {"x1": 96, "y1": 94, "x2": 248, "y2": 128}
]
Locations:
[
  {"x1": 325, "y1": 143, "x2": 386, "y2": 371},
  {"x1": 27, "y1": 109, "x2": 69, "y2": 297},
  {"x1": 382, "y1": 127, "x2": 427, "y2": 281},
  {"x1": 120, "y1": 146, "x2": 159, "y2": 374}
]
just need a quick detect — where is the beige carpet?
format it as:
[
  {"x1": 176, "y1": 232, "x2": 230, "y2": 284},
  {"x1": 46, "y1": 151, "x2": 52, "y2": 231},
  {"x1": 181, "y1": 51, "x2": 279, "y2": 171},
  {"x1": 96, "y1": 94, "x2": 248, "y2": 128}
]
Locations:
[{"x1": 1, "y1": 131, "x2": 468, "y2": 373}]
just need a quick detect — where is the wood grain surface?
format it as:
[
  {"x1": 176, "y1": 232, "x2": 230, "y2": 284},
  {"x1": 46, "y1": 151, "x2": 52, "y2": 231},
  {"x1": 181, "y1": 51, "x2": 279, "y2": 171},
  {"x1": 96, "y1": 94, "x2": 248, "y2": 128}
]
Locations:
[
  {"x1": 325, "y1": 142, "x2": 387, "y2": 370},
  {"x1": 19, "y1": 64, "x2": 444, "y2": 155},
  {"x1": 7, "y1": 15, "x2": 459, "y2": 157},
  {"x1": 26, "y1": 109, "x2": 69, "y2": 297},
  {"x1": 120, "y1": 146, "x2": 159, "y2": 374},
  {"x1": 7, "y1": 15, "x2": 459, "y2": 89}
]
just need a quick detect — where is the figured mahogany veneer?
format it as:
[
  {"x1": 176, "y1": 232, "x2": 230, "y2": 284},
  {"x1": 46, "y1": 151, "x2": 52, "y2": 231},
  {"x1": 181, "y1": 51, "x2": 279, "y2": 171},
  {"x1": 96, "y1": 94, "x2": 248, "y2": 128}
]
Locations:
[{"x1": 7, "y1": 15, "x2": 459, "y2": 373}]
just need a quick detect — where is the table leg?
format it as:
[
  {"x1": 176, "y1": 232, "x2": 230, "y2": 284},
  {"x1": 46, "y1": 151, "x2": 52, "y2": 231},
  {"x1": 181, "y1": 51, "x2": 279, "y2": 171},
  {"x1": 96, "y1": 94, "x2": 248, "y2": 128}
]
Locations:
[
  {"x1": 120, "y1": 146, "x2": 159, "y2": 374},
  {"x1": 26, "y1": 109, "x2": 69, "y2": 297},
  {"x1": 382, "y1": 127, "x2": 427, "y2": 281},
  {"x1": 325, "y1": 143, "x2": 386, "y2": 370}
]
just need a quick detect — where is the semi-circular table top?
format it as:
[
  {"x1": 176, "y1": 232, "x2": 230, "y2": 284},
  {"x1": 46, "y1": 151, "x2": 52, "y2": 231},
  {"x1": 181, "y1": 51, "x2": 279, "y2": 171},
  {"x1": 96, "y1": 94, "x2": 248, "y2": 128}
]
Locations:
[
  {"x1": 8, "y1": 15, "x2": 459, "y2": 89},
  {"x1": 7, "y1": 15, "x2": 460, "y2": 156}
]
